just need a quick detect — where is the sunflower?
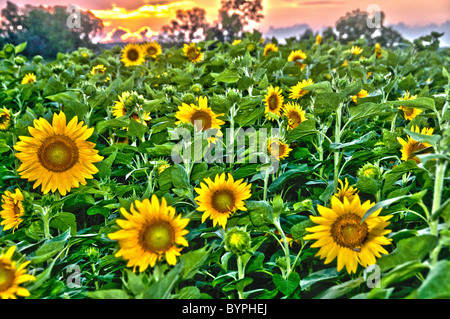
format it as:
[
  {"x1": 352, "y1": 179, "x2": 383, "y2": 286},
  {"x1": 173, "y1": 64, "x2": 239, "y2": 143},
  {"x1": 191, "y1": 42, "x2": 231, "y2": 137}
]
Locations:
[
  {"x1": 287, "y1": 49, "x2": 307, "y2": 70},
  {"x1": 232, "y1": 39, "x2": 242, "y2": 45},
  {"x1": 397, "y1": 126, "x2": 434, "y2": 164},
  {"x1": 263, "y1": 86, "x2": 284, "y2": 121},
  {"x1": 0, "y1": 107, "x2": 11, "y2": 130},
  {"x1": 90, "y1": 64, "x2": 106, "y2": 75},
  {"x1": 351, "y1": 46, "x2": 363, "y2": 55},
  {"x1": 351, "y1": 89, "x2": 369, "y2": 104},
  {"x1": 112, "y1": 91, "x2": 151, "y2": 127},
  {"x1": 267, "y1": 137, "x2": 292, "y2": 160},
  {"x1": 175, "y1": 96, "x2": 225, "y2": 133},
  {"x1": 282, "y1": 102, "x2": 306, "y2": 130},
  {"x1": 263, "y1": 43, "x2": 278, "y2": 56},
  {"x1": 0, "y1": 189, "x2": 25, "y2": 233},
  {"x1": 108, "y1": 195, "x2": 190, "y2": 272},
  {"x1": 120, "y1": 43, "x2": 146, "y2": 67},
  {"x1": 315, "y1": 34, "x2": 322, "y2": 45},
  {"x1": 14, "y1": 111, "x2": 104, "y2": 196},
  {"x1": 21, "y1": 73, "x2": 36, "y2": 85},
  {"x1": 398, "y1": 91, "x2": 422, "y2": 121},
  {"x1": 289, "y1": 78, "x2": 314, "y2": 99},
  {"x1": 141, "y1": 41, "x2": 162, "y2": 59},
  {"x1": 304, "y1": 195, "x2": 392, "y2": 274},
  {"x1": 183, "y1": 43, "x2": 203, "y2": 63},
  {"x1": 375, "y1": 43, "x2": 382, "y2": 59},
  {"x1": 0, "y1": 246, "x2": 35, "y2": 299},
  {"x1": 195, "y1": 173, "x2": 252, "y2": 229},
  {"x1": 334, "y1": 178, "x2": 359, "y2": 203}
]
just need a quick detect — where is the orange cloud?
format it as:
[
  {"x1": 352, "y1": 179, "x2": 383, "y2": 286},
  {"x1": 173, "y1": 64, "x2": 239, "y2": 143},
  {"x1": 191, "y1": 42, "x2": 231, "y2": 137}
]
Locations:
[{"x1": 102, "y1": 25, "x2": 159, "y2": 43}]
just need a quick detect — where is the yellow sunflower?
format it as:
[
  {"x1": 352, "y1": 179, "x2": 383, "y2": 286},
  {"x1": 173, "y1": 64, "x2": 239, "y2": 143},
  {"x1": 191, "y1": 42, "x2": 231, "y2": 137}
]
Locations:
[
  {"x1": 183, "y1": 43, "x2": 203, "y2": 63},
  {"x1": 120, "y1": 43, "x2": 146, "y2": 67},
  {"x1": 175, "y1": 96, "x2": 225, "y2": 133},
  {"x1": 334, "y1": 178, "x2": 359, "y2": 203},
  {"x1": 90, "y1": 64, "x2": 106, "y2": 75},
  {"x1": 315, "y1": 34, "x2": 322, "y2": 45},
  {"x1": 0, "y1": 107, "x2": 11, "y2": 130},
  {"x1": 263, "y1": 86, "x2": 284, "y2": 121},
  {"x1": 375, "y1": 43, "x2": 382, "y2": 59},
  {"x1": 289, "y1": 78, "x2": 314, "y2": 99},
  {"x1": 304, "y1": 195, "x2": 392, "y2": 274},
  {"x1": 112, "y1": 91, "x2": 151, "y2": 127},
  {"x1": 351, "y1": 46, "x2": 363, "y2": 55},
  {"x1": 263, "y1": 43, "x2": 279, "y2": 56},
  {"x1": 195, "y1": 173, "x2": 252, "y2": 229},
  {"x1": 267, "y1": 137, "x2": 292, "y2": 160},
  {"x1": 397, "y1": 126, "x2": 434, "y2": 164},
  {"x1": 282, "y1": 102, "x2": 306, "y2": 130},
  {"x1": 14, "y1": 111, "x2": 104, "y2": 196},
  {"x1": 351, "y1": 89, "x2": 369, "y2": 104},
  {"x1": 0, "y1": 246, "x2": 35, "y2": 299},
  {"x1": 232, "y1": 39, "x2": 242, "y2": 45},
  {"x1": 108, "y1": 195, "x2": 190, "y2": 272},
  {"x1": 21, "y1": 73, "x2": 36, "y2": 85},
  {"x1": 141, "y1": 41, "x2": 162, "y2": 59},
  {"x1": 0, "y1": 189, "x2": 25, "y2": 233},
  {"x1": 398, "y1": 91, "x2": 422, "y2": 121},
  {"x1": 287, "y1": 49, "x2": 307, "y2": 70}
]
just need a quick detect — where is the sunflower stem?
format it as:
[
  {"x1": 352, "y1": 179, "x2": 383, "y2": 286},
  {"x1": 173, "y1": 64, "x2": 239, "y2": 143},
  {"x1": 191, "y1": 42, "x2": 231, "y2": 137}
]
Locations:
[
  {"x1": 273, "y1": 218, "x2": 291, "y2": 279},
  {"x1": 237, "y1": 255, "x2": 245, "y2": 299},
  {"x1": 430, "y1": 159, "x2": 447, "y2": 265},
  {"x1": 333, "y1": 103, "x2": 343, "y2": 193}
]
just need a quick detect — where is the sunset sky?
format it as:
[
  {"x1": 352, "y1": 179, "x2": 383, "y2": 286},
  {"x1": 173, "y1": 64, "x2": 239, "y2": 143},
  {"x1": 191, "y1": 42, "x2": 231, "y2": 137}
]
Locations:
[{"x1": 1, "y1": 0, "x2": 449, "y2": 42}]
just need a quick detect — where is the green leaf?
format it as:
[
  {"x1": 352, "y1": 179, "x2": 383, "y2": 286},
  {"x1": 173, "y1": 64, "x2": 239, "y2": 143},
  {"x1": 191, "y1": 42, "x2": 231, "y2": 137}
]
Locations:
[
  {"x1": 49, "y1": 212, "x2": 77, "y2": 236},
  {"x1": 272, "y1": 272, "x2": 300, "y2": 296},
  {"x1": 170, "y1": 164, "x2": 190, "y2": 189},
  {"x1": 373, "y1": 261, "x2": 428, "y2": 291},
  {"x1": 247, "y1": 200, "x2": 273, "y2": 226},
  {"x1": 174, "y1": 286, "x2": 201, "y2": 299},
  {"x1": 87, "y1": 205, "x2": 110, "y2": 217},
  {"x1": 398, "y1": 74, "x2": 417, "y2": 91},
  {"x1": 268, "y1": 164, "x2": 309, "y2": 192},
  {"x1": 285, "y1": 119, "x2": 316, "y2": 143},
  {"x1": 302, "y1": 81, "x2": 332, "y2": 93},
  {"x1": 330, "y1": 131, "x2": 376, "y2": 149},
  {"x1": 43, "y1": 76, "x2": 65, "y2": 96},
  {"x1": 235, "y1": 106, "x2": 264, "y2": 127},
  {"x1": 300, "y1": 268, "x2": 340, "y2": 291},
  {"x1": 417, "y1": 260, "x2": 450, "y2": 299},
  {"x1": 318, "y1": 276, "x2": 365, "y2": 299},
  {"x1": 29, "y1": 229, "x2": 71, "y2": 264},
  {"x1": 376, "y1": 235, "x2": 438, "y2": 272},
  {"x1": 291, "y1": 219, "x2": 315, "y2": 240},
  {"x1": 179, "y1": 246, "x2": 210, "y2": 280},
  {"x1": 404, "y1": 128, "x2": 441, "y2": 148},
  {"x1": 127, "y1": 119, "x2": 149, "y2": 140},
  {"x1": 213, "y1": 69, "x2": 240, "y2": 83},
  {"x1": 87, "y1": 289, "x2": 130, "y2": 299},
  {"x1": 390, "y1": 97, "x2": 435, "y2": 110},
  {"x1": 15, "y1": 42, "x2": 27, "y2": 54}
]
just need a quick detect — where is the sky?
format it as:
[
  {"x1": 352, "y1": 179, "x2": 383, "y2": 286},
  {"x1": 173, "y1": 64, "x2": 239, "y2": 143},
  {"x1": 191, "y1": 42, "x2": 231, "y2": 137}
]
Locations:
[{"x1": 1, "y1": 0, "x2": 449, "y2": 43}]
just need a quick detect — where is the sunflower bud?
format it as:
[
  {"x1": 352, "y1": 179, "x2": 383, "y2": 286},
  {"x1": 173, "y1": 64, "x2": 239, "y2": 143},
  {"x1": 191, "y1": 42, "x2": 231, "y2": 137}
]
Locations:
[
  {"x1": 3, "y1": 43, "x2": 15, "y2": 58},
  {"x1": 33, "y1": 55, "x2": 43, "y2": 63},
  {"x1": 225, "y1": 227, "x2": 251, "y2": 256},
  {"x1": 190, "y1": 83, "x2": 203, "y2": 95},
  {"x1": 182, "y1": 92, "x2": 196, "y2": 104},
  {"x1": 14, "y1": 56, "x2": 26, "y2": 66},
  {"x1": 357, "y1": 163, "x2": 382, "y2": 180},
  {"x1": 52, "y1": 65, "x2": 65, "y2": 74}
]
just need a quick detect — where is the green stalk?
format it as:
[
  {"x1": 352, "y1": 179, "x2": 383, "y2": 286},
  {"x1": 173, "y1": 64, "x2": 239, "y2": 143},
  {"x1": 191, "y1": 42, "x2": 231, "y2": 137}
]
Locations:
[
  {"x1": 237, "y1": 255, "x2": 245, "y2": 299},
  {"x1": 273, "y1": 219, "x2": 291, "y2": 278},
  {"x1": 333, "y1": 104, "x2": 343, "y2": 193},
  {"x1": 430, "y1": 159, "x2": 447, "y2": 264}
]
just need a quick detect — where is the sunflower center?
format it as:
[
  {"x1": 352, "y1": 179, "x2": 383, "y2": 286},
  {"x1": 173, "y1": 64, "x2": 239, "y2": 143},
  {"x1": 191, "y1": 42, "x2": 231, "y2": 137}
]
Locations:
[
  {"x1": 190, "y1": 110, "x2": 212, "y2": 131},
  {"x1": 330, "y1": 214, "x2": 368, "y2": 249},
  {"x1": 187, "y1": 48, "x2": 200, "y2": 61},
  {"x1": 127, "y1": 49, "x2": 140, "y2": 62},
  {"x1": 0, "y1": 263, "x2": 14, "y2": 292},
  {"x1": 288, "y1": 111, "x2": 302, "y2": 127},
  {"x1": 403, "y1": 106, "x2": 414, "y2": 116},
  {"x1": 147, "y1": 47, "x2": 157, "y2": 55},
  {"x1": 267, "y1": 94, "x2": 279, "y2": 111},
  {"x1": 38, "y1": 135, "x2": 79, "y2": 172},
  {"x1": 0, "y1": 113, "x2": 8, "y2": 124},
  {"x1": 143, "y1": 222, "x2": 174, "y2": 253},
  {"x1": 212, "y1": 190, "x2": 236, "y2": 213},
  {"x1": 270, "y1": 141, "x2": 286, "y2": 158}
]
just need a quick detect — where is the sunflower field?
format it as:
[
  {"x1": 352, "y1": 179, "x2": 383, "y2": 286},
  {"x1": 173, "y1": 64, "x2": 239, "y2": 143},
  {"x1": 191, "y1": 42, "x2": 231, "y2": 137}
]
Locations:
[{"x1": 0, "y1": 30, "x2": 449, "y2": 301}]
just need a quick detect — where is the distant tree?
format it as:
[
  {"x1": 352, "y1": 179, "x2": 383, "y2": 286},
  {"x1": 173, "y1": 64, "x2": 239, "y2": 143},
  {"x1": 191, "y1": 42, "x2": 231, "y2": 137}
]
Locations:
[
  {"x1": 322, "y1": 26, "x2": 337, "y2": 41},
  {"x1": 0, "y1": 1, "x2": 103, "y2": 58},
  {"x1": 159, "y1": 7, "x2": 210, "y2": 43},
  {"x1": 299, "y1": 28, "x2": 314, "y2": 41},
  {"x1": 335, "y1": 9, "x2": 403, "y2": 47}
]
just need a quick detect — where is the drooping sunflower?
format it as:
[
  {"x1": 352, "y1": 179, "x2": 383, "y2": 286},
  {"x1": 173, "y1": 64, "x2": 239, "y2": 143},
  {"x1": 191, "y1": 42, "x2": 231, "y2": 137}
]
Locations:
[
  {"x1": 263, "y1": 86, "x2": 284, "y2": 121},
  {"x1": 0, "y1": 107, "x2": 11, "y2": 130},
  {"x1": 289, "y1": 78, "x2": 314, "y2": 99},
  {"x1": 282, "y1": 102, "x2": 306, "y2": 130},
  {"x1": 195, "y1": 173, "x2": 252, "y2": 229},
  {"x1": 112, "y1": 91, "x2": 151, "y2": 127},
  {"x1": 287, "y1": 49, "x2": 307, "y2": 70},
  {"x1": 183, "y1": 43, "x2": 203, "y2": 63},
  {"x1": 351, "y1": 46, "x2": 363, "y2": 55},
  {"x1": 398, "y1": 91, "x2": 422, "y2": 121},
  {"x1": 90, "y1": 64, "x2": 106, "y2": 75},
  {"x1": 0, "y1": 246, "x2": 35, "y2": 299},
  {"x1": 397, "y1": 126, "x2": 434, "y2": 164},
  {"x1": 141, "y1": 41, "x2": 162, "y2": 59},
  {"x1": 263, "y1": 43, "x2": 278, "y2": 56},
  {"x1": 334, "y1": 178, "x2": 359, "y2": 203},
  {"x1": 14, "y1": 111, "x2": 104, "y2": 196},
  {"x1": 351, "y1": 89, "x2": 369, "y2": 104},
  {"x1": 120, "y1": 43, "x2": 146, "y2": 67},
  {"x1": 175, "y1": 96, "x2": 224, "y2": 133},
  {"x1": 108, "y1": 195, "x2": 190, "y2": 272},
  {"x1": 0, "y1": 189, "x2": 25, "y2": 233},
  {"x1": 304, "y1": 195, "x2": 393, "y2": 274},
  {"x1": 267, "y1": 137, "x2": 292, "y2": 160},
  {"x1": 21, "y1": 73, "x2": 36, "y2": 85}
]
